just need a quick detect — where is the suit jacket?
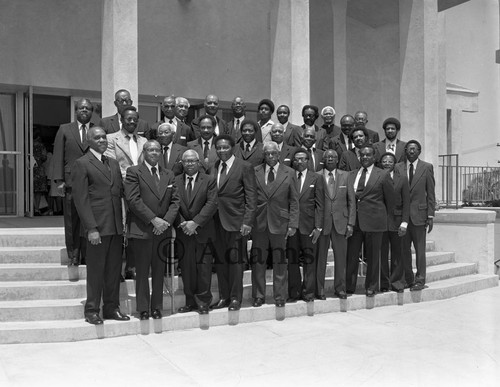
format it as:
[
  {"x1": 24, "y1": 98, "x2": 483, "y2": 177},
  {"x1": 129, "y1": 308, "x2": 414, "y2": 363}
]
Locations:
[
  {"x1": 388, "y1": 171, "x2": 410, "y2": 232},
  {"x1": 296, "y1": 170, "x2": 324, "y2": 235},
  {"x1": 210, "y1": 157, "x2": 256, "y2": 231},
  {"x1": 339, "y1": 148, "x2": 361, "y2": 171},
  {"x1": 373, "y1": 139, "x2": 407, "y2": 165},
  {"x1": 348, "y1": 166, "x2": 395, "y2": 232},
  {"x1": 227, "y1": 117, "x2": 264, "y2": 143},
  {"x1": 396, "y1": 159, "x2": 436, "y2": 226},
  {"x1": 330, "y1": 134, "x2": 350, "y2": 159},
  {"x1": 160, "y1": 143, "x2": 187, "y2": 175},
  {"x1": 104, "y1": 130, "x2": 148, "y2": 179},
  {"x1": 174, "y1": 173, "x2": 218, "y2": 243},
  {"x1": 191, "y1": 115, "x2": 228, "y2": 139},
  {"x1": 278, "y1": 143, "x2": 297, "y2": 167},
  {"x1": 124, "y1": 163, "x2": 180, "y2": 239},
  {"x1": 52, "y1": 121, "x2": 92, "y2": 187},
  {"x1": 318, "y1": 169, "x2": 356, "y2": 236},
  {"x1": 299, "y1": 147, "x2": 324, "y2": 172},
  {"x1": 187, "y1": 138, "x2": 219, "y2": 172},
  {"x1": 318, "y1": 124, "x2": 341, "y2": 150},
  {"x1": 253, "y1": 163, "x2": 299, "y2": 234},
  {"x1": 301, "y1": 124, "x2": 325, "y2": 150},
  {"x1": 284, "y1": 123, "x2": 302, "y2": 147},
  {"x1": 71, "y1": 152, "x2": 123, "y2": 236},
  {"x1": 102, "y1": 114, "x2": 150, "y2": 137},
  {"x1": 234, "y1": 141, "x2": 264, "y2": 168},
  {"x1": 150, "y1": 119, "x2": 194, "y2": 146},
  {"x1": 365, "y1": 127, "x2": 380, "y2": 144}
]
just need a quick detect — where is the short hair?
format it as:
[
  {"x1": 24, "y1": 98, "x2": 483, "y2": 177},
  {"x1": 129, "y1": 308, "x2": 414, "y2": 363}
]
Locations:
[
  {"x1": 263, "y1": 141, "x2": 279, "y2": 153},
  {"x1": 322, "y1": 149, "x2": 338, "y2": 159},
  {"x1": 157, "y1": 123, "x2": 175, "y2": 134},
  {"x1": 340, "y1": 114, "x2": 355, "y2": 125},
  {"x1": 405, "y1": 139, "x2": 422, "y2": 151},
  {"x1": 198, "y1": 114, "x2": 216, "y2": 127},
  {"x1": 382, "y1": 117, "x2": 401, "y2": 131},
  {"x1": 379, "y1": 152, "x2": 397, "y2": 163},
  {"x1": 214, "y1": 134, "x2": 235, "y2": 148},
  {"x1": 350, "y1": 127, "x2": 369, "y2": 141},
  {"x1": 175, "y1": 96, "x2": 190, "y2": 108},
  {"x1": 240, "y1": 118, "x2": 259, "y2": 133},
  {"x1": 277, "y1": 105, "x2": 290, "y2": 113},
  {"x1": 301, "y1": 105, "x2": 319, "y2": 119},
  {"x1": 143, "y1": 139, "x2": 161, "y2": 151},
  {"x1": 292, "y1": 148, "x2": 309, "y2": 161},
  {"x1": 120, "y1": 106, "x2": 138, "y2": 118},
  {"x1": 321, "y1": 106, "x2": 336, "y2": 116},
  {"x1": 114, "y1": 89, "x2": 130, "y2": 100},
  {"x1": 86, "y1": 126, "x2": 105, "y2": 141},
  {"x1": 359, "y1": 144, "x2": 376, "y2": 155},
  {"x1": 162, "y1": 95, "x2": 176, "y2": 104},
  {"x1": 182, "y1": 149, "x2": 199, "y2": 160},
  {"x1": 74, "y1": 98, "x2": 93, "y2": 111},
  {"x1": 258, "y1": 99, "x2": 275, "y2": 114}
]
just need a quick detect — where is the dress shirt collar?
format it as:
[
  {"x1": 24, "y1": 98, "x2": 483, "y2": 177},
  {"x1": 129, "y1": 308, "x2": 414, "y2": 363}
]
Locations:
[
  {"x1": 219, "y1": 155, "x2": 235, "y2": 171},
  {"x1": 144, "y1": 160, "x2": 159, "y2": 175},
  {"x1": 185, "y1": 172, "x2": 198, "y2": 186},
  {"x1": 323, "y1": 168, "x2": 336, "y2": 180},
  {"x1": 244, "y1": 139, "x2": 256, "y2": 149},
  {"x1": 89, "y1": 148, "x2": 102, "y2": 161}
]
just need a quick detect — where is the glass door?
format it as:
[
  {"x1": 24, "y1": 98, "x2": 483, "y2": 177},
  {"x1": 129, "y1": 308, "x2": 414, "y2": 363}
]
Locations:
[{"x1": 24, "y1": 87, "x2": 34, "y2": 217}]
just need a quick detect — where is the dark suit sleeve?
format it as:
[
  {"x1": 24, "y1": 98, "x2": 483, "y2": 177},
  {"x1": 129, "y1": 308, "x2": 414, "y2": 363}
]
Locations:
[
  {"x1": 346, "y1": 172, "x2": 357, "y2": 227},
  {"x1": 426, "y1": 163, "x2": 436, "y2": 218},
  {"x1": 382, "y1": 170, "x2": 396, "y2": 219},
  {"x1": 401, "y1": 174, "x2": 410, "y2": 224},
  {"x1": 242, "y1": 162, "x2": 257, "y2": 227},
  {"x1": 192, "y1": 176, "x2": 218, "y2": 227},
  {"x1": 162, "y1": 173, "x2": 180, "y2": 225},
  {"x1": 71, "y1": 159, "x2": 98, "y2": 231},
  {"x1": 338, "y1": 152, "x2": 349, "y2": 171},
  {"x1": 124, "y1": 168, "x2": 156, "y2": 224},
  {"x1": 52, "y1": 125, "x2": 65, "y2": 182},
  {"x1": 288, "y1": 174, "x2": 299, "y2": 229},
  {"x1": 314, "y1": 176, "x2": 325, "y2": 229}
]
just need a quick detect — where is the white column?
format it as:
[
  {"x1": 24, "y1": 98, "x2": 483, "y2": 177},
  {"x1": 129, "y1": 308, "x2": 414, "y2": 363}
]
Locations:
[
  {"x1": 101, "y1": 0, "x2": 138, "y2": 117},
  {"x1": 270, "y1": 0, "x2": 310, "y2": 124},
  {"x1": 332, "y1": 0, "x2": 347, "y2": 116}
]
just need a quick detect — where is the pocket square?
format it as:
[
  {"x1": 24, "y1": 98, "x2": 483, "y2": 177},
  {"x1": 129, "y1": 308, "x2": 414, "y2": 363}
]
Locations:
[
  {"x1": 309, "y1": 185, "x2": 315, "y2": 187},
  {"x1": 180, "y1": 136, "x2": 186, "y2": 139},
  {"x1": 167, "y1": 184, "x2": 173, "y2": 188}
]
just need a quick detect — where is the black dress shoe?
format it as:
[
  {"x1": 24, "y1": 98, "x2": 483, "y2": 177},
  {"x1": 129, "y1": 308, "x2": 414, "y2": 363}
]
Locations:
[
  {"x1": 303, "y1": 297, "x2": 314, "y2": 303},
  {"x1": 104, "y1": 310, "x2": 130, "y2": 321},
  {"x1": 392, "y1": 288, "x2": 404, "y2": 293},
  {"x1": 228, "y1": 300, "x2": 241, "y2": 311},
  {"x1": 85, "y1": 313, "x2": 103, "y2": 325},
  {"x1": 286, "y1": 297, "x2": 299, "y2": 303},
  {"x1": 275, "y1": 300, "x2": 285, "y2": 307},
  {"x1": 140, "y1": 311, "x2": 149, "y2": 320},
  {"x1": 68, "y1": 257, "x2": 79, "y2": 267},
  {"x1": 335, "y1": 291, "x2": 347, "y2": 300},
  {"x1": 380, "y1": 288, "x2": 389, "y2": 293},
  {"x1": 210, "y1": 299, "x2": 230, "y2": 309},
  {"x1": 178, "y1": 305, "x2": 196, "y2": 313},
  {"x1": 198, "y1": 305, "x2": 209, "y2": 315},
  {"x1": 346, "y1": 290, "x2": 355, "y2": 295},
  {"x1": 366, "y1": 289, "x2": 376, "y2": 297},
  {"x1": 410, "y1": 283, "x2": 424, "y2": 291},
  {"x1": 124, "y1": 269, "x2": 135, "y2": 280},
  {"x1": 151, "y1": 309, "x2": 162, "y2": 319},
  {"x1": 316, "y1": 295, "x2": 326, "y2": 300},
  {"x1": 252, "y1": 298, "x2": 264, "y2": 307}
]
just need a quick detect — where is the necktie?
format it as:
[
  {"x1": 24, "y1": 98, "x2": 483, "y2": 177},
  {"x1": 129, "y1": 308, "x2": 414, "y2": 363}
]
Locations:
[
  {"x1": 218, "y1": 161, "x2": 227, "y2": 188},
  {"x1": 127, "y1": 134, "x2": 138, "y2": 165},
  {"x1": 409, "y1": 163, "x2": 414, "y2": 185},
  {"x1": 348, "y1": 139, "x2": 353, "y2": 149},
  {"x1": 164, "y1": 146, "x2": 170, "y2": 164},
  {"x1": 235, "y1": 119, "x2": 240, "y2": 132},
  {"x1": 356, "y1": 168, "x2": 368, "y2": 194},
  {"x1": 387, "y1": 144, "x2": 394, "y2": 152},
  {"x1": 306, "y1": 148, "x2": 314, "y2": 171},
  {"x1": 297, "y1": 171, "x2": 303, "y2": 192},
  {"x1": 203, "y1": 140, "x2": 209, "y2": 159},
  {"x1": 101, "y1": 155, "x2": 110, "y2": 171},
  {"x1": 81, "y1": 124, "x2": 86, "y2": 143},
  {"x1": 245, "y1": 143, "x2": 251, "y2": 153},
  {"x1": 356, "y1": 148, "x2": 361, "y2": 161},
  {"x1": 328, "y1": 171, "x2": 334, "y2": 198},
  {"x1": 268, "y1": 166, "x2": 275, "y2": 184},
  {"x1": 151, "y1": 166, "x2": 160, "y2": 191},
  {"x1": 186, "y1": 176, "x2": 193, "y2": 201},
  {"x1": 169, "y1": 119, "x2": 173, "y2": 124}
]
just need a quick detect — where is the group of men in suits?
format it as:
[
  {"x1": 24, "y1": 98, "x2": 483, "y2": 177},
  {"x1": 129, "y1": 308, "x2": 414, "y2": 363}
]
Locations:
[{"x1": 55, "y1": 92, "x2": 435, "y2": 323}]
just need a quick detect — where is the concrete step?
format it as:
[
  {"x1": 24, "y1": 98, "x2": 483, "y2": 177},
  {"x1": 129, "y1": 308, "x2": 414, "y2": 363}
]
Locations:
[
  {"x1": 0, "y1": 299, "x2": 85, "y2": 322},
  {"x1": 0, "y1": 280, "x2": 86, "y2": 301},
  {"x1": 0, "y1": 228, "x2": 65, "y2": 247},
  {"x1": 0, "y1": 273, "x2": 495, "y2": 344},
  {"x1": 0, "y1": 264, "x2": 86, "y2": 281},
  {"x1": 0, "y1": 246, "x2": 67, "y2": 264}
]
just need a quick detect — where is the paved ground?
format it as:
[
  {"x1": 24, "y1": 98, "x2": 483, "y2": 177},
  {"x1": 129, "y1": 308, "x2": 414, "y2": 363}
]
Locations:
[
  {"x1": 0, "y1": 216, "x2": 63, "y2": 228},
  {"x1": 0, "y1": 285, "x2": 499, "y2": 386}
]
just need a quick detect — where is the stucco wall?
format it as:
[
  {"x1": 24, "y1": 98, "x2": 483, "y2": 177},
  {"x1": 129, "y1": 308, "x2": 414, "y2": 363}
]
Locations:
[
  {"x1": 445, "y1": 0, "x2": 500, "y2": 166},
  {"x1": 0, "y1": 0, "x2": 102, "y2": 92}
]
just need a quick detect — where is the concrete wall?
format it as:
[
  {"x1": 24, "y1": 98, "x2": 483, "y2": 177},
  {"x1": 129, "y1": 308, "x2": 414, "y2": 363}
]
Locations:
[
  {"x1": 346, "y1": 17, "x2": 400, "y2": 137},
  {"x1": 445, "y1": 0, "x2": 500, "y2": 166},
  {"x1": 0, "y1": 0, "x2": 102, "y2": 92},
  {"x1": 137, "y1": 0, "x2": 275, "y2": 104}
]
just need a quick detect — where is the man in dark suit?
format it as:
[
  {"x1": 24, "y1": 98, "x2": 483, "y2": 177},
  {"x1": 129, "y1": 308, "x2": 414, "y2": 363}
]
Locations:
[
  {"x1": 187, "y1": 115, "x2": 219, "y2": 172},
  {"x1": 379, "y1": 152, "x2": 410, "y2": 292},
  {"x1": 149, "y1": 95, "x2": 194, "y2": 146},
  {"x1": 287, "y1": 149, "x2": 324, "y2": 302},
  {"x1": 174, "y1": 150, "x2": 218, "y2": 314},
  {"x1": 156, "y1": 123, "x2": 186, "y2": 175},
  {"x1": 102, "y1": 89, "x2": 150, "y2": 137},
  {"x1": 300, "y1": 127, "x2": 324, "y2": 172},
  {"x1": 338, "y1": 127, "x2": 369, "y2": 171},
  {"x1": 276, "y1": 105, "x2": 302, "y2": 147},
  {"x1": 174, "y1": 97, "x2": 190, "y2": 124},
  {"x1": 251, "y1": 141, "x2": 299, "y2": 307},
  {"x1": 354, "y1": 111, "x2": 380, "y2": 144},
  {"x1": 72, "y1": 126, "x2": 129, "y2": 325},
  {"x1": 234, "y1": 119, "x2": 264, "y2": 168},
  {"x1": 210, "y1": 134, "x2": 256, "y2": 311},
  {"x1": 124, "y1": 140, "x2": 180, "y2": 320},
  {"x1": 227, "y1": 96, "x2": 247, "y2": 143},
  {"x1": 270, "y1": 123, "x2": 297, "y2": 167},
  {"x1": 373, "y1": 117, "x2": 407, "y2": 165},
  {"x1": 396, "y1": 140, "x2": 436, "y2": 291},
  {"x1": 191, "y1": 95, "x2": 228, "y2": 138},
  {"x1": 330, "y1": 114, "x2": 355, "y2": 159},
  {"x1": 318, "y1": 106, "x2": 341, "y2": 150},
  {"x1": 346, "y1": 145, "x2": 395, "y2": 296},
  {"x1": 316, "y1": 149, "x2": 356, "y2": 300},
  {"x1": 301, "y1": 105, "x2": 326, "y2": 150},
  {"x1": 53, "y1": 98, "x2": 94, "y2": 266}
]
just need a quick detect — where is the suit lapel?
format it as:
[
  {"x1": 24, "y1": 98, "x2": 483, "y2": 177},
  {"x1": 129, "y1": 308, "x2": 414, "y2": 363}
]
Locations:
[
  {"x1": 116, "y1": 135, "x2": 133, "y2": 164},
  {"x1": 70, "y1": 122, "x2": 86, "y2": 152},
  {"x1": 411, "y1": 161, "x2": 425, "y2": 190},
  {"x1": 267, "y1": 164, "x2": 288, "y2": 197},
  {"x1": 255, "y1": 165, "x2": 268, "y2": 197},
  {"x1": 299, "y1": 171, "x2": 313, "y2": 199},
  {"x1": 359, "y1": 167, "x2": 380, "y2": 199},
  {"x1": 158, "y1": 167, "x2": 170, "y2": 199},
  {"x1": 139, "y1": 163, "x2": 161, "y2": 200},
  {"x1": 189, "y1": 173, "x2": 202, "y2": 205},
  {"x1": 89, "y1": 153, "x2": 111, "y2": 181},
  {"x1": 112, "y1": 115, "x2": 120, "y2": 133}
]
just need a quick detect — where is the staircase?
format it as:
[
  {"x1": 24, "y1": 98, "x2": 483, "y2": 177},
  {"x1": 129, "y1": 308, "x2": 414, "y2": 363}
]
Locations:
[{"x1": 0, "y1": 227, "x2": 497, "y2": 344}]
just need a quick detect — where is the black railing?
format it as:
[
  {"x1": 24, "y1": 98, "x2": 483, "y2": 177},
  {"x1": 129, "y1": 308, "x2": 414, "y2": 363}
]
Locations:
[{"x1": 438, "y1": 154, "x2": 500, "y2": 207}]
